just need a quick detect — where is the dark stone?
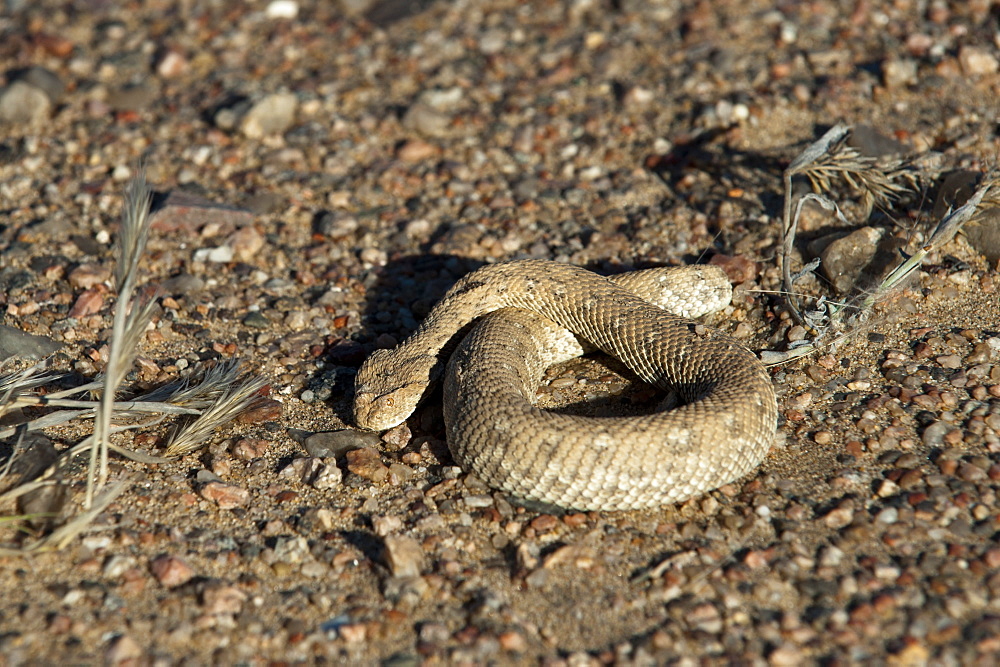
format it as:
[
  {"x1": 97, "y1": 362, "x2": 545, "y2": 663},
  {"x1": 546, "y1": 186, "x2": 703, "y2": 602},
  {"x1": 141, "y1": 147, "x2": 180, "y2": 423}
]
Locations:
[
  {"x1": 303, "y1": 430, "x2": 381, "y2": 458},
  {"x1": 0, "y1": 324, "x2": 62, "y2": 361}
]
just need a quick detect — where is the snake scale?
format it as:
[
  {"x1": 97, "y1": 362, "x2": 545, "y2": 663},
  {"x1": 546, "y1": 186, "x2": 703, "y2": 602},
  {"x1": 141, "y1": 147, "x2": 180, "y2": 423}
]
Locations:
[{"x1": 354, "y1": 259, "x2": 777, "y2": 511}]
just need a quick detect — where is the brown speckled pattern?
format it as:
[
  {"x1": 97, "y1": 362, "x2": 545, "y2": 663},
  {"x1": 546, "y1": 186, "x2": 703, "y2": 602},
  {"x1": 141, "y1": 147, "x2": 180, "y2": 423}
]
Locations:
[{"x1": 355, "y1": 259, "x2": 777, "y2": 511}]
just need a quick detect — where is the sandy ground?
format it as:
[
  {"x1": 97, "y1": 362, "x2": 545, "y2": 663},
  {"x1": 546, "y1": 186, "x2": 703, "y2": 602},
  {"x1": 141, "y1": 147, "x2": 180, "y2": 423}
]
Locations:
[{"x1": 1, "y1": 0, "x2": 1000, "y2": 664}]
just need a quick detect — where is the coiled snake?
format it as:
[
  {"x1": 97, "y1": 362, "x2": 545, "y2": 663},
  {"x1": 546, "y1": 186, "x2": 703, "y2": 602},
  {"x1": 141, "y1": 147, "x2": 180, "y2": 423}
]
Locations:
[{"x1": 354, "y1": 259, "x2": 777, "y2": 511}]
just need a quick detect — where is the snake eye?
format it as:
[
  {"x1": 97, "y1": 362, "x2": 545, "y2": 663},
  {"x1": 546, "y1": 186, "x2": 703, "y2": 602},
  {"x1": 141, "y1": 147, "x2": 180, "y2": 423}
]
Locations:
[{"x1": 382, "y1": 396, "x2": 394, "y2": 408}]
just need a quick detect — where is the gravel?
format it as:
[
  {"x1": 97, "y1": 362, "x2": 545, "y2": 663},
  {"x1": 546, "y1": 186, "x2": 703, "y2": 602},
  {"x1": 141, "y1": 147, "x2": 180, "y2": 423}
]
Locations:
[{"x1": 0, "y1": 0, "x2": 999, "y2": 664}]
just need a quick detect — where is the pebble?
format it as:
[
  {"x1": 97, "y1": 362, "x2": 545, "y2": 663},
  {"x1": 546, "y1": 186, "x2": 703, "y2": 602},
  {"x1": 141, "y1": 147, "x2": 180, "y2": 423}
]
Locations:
[
  {"x1": 107, "y1": 81, "x2": 158, "y2": 111},
  {"x1": 68, "y1": 290, "x2": 104, "y2": 317},
  {"x1": 922, "y1": 421, "x2": 953, "y2": 446},
  {"x1": 0, "y1": 324, "x2": 61, "y2": 361},
  {"x1": 937, "y1": 354, "x2": 962, "y2": 369},
  {"x1": 228, "y1": 226, "x2": 265, "y2": 262},
  {"x1": 67, "y1": 264, "x2": 111, "y2": 289},
  {"x1": 708, "y1": 254, "x2": 758, "y2": 283},
  {"x1": 304, "y1": 430, "x2": 381, "y2": 458},
  {"x1": 499, "y1": 631, "x2": 527, "y2": 653},
  {"x1": 265, "y1": 0, "x2": 299, "y2": 19},
  {"x1": 103, "y1": 555, "x2": 137, "y2": 578},
  {"x1": 382, "y1": 423, "x2": 412, "y2": 449},
  {"x1": 242, "y1": 310, "x2": 270, "y2": 328},
  {"x1": 156, "y1": 51, "x2": 189, "y2": 79},
  {"x1": 372, "y1": 515, "x2": 404, "y2": 537},
  {"x1": 279, "y1": 457, "x2": 325, "y2": 485},
  {"x1": 402, "y1": 103, "x2": 452, "y2": 138},
  {"x1": 688, "y1": 603, "x2": 723, "y2": 633},
  {"x1": 882, "y1": 58, "x2": 918, "y2": 88},
  {"x1": 958, "y1": 46, "x2": 999, "y2": 75},
  {"x1": 819, "y1": 226, "x2": 881, "y2": 293},
  {"x1": 813, "y1": 431, "x2": 832, "y2": 444},
  {"x1": 233, "y1": 438, "x2": 271, "y2": 460},
  {"x1": 769, "y1": 645, "x2": 804, "y2": 666},
  {"x1": 240, "y1": 92, "x2": 298, "y2": 138},
  {"x1": 201, "y1": 585, "x2": 247, "y2": 615},
  {"x1": 849, "y1": 124, "x2": 909, "y2": 157},
  {"x1": 345, "y1": 447, "x2": 390, "y2": 483},
  {"x1": 105, "y1": 635, "x2": 143, "y2": 665},
  {"x1": 200, "y1": 481, "x2": 251, "y2": 509},
  {"x1": 149, "y1": 555, "x2": 195, "y2": 588},
  {"x1": 161, "y1": 273, "x2": 205, "y2": 295},
  {"x1": 194, "y1": 245, "x2": 234, "y2": 263},
  {"x1": 236, "y1": 397, "x2": 282, "y2": 424},
  {"x1": 12, "y1": 66, "x2": 65, "y2": 103},
  {"x1": 396, "y1": 139, "x2": 439, "y2": 162},
  {"x1": 312, "y1": 464, "x2": 343, "y2": 490},
  {"x1": 149, "y1": 190, "x2": 254, "y2": 235},
  {"x1": 383, "y1": 535, "x2": 424, "y2": 577},
  {"x1": 964, "y1": 206, "x2": 1000, "y2": 265},
  {"x1": 823, "y1": 502, "x2": 855, "y2": 529},
  {"x1": 0, "y1": 80, "x2": 51, "y2": 126},
  {"x1": 273, "y1": 536, "x2": 310, "y2": 564}
]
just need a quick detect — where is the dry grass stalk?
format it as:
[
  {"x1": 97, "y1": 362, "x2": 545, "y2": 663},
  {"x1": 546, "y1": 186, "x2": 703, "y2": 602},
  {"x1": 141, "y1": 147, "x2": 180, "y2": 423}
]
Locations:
[
  {"x1": 0, "y1": 175, "x2": 267, "y2": 554},
  {"x1": 89, "y1": 174, "x2": 157, "y2": 507},
  {"x1": 164, "y1": 372, "x2": 267, "y2": 457}
]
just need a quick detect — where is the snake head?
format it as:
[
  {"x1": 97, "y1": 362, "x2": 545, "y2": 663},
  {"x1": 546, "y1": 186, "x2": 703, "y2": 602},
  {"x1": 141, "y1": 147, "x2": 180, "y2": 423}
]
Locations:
[
  {"x1": 353, "y1": 383, "x2": 415, "y2": 431},
  {"x1": 353, "y1": 349, "x2": 433, "y2": 431}
]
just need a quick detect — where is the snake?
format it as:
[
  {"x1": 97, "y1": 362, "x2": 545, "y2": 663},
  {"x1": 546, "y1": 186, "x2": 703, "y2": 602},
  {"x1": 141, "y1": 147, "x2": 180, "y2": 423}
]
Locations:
[{"x1": 353, "y1": 259, "x2": 777, "y2": 511}]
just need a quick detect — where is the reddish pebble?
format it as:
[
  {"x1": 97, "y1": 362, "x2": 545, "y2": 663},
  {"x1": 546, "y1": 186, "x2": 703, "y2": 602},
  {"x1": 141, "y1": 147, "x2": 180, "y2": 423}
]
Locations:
[
  {"x1": 709, "y1": 253, "x2": 759, "y2": 284},
  {"x1": 34, "y1": 32, "x2": 75, "y2": 57},
  {"x1": 396, "y1": 139, "x2": 439, "y2": 162},
  {"x1": 743, "y1": 549, "x2": 770, "y2": 569},
  {"x1": 529, "y1": 514, "x2": 559, "y2": 532},
  {"x1": 200, "y1": 481, "x2": 251, "y2": 509},
  {"x1": 233, "y1": 438, "x2": 272, "y2": 460},
  {"x1": 67, "y1": 264, "x2": 111, "y2": 289},
  {"x1": 345, "y1": 448, "x2": 390, "y2": 483},
  {"x1": 48, "y1": 614, "x2": 72, "y2": 634},
  {"x1": 499, "y1": 631, "x2": 527, "y2": 652},
  {"x1": 236, "y1": 398, "x2": 282, "y2": 424},
  {"x1": 68, "y1": 289, "x2": 104, "y2": 317},
  {"x1": 149, "y1": 554, "x2": 195, "y2": 588},
  {"x1": 149, "y1": 190, "x2": 252, "y2": 235},
  {"x1": 274, "y1": 490, "x2": 299, "y2": 503}
]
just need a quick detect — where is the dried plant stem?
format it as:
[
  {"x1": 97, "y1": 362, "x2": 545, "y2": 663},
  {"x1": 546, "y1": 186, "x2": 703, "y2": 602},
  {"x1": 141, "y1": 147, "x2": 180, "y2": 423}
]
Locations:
[
  {"x1": 780, "y1": 124, "x2": 850, "y2": 325},
  {"x1": 88, "y1": 175, "x2": 154, "y2": 508},
  {"x1": 164, "y1": 374, "x2": 267, "y2": 458},
  {"x1": 8, "y1": 396, "x2": 201, "y2": 414}
]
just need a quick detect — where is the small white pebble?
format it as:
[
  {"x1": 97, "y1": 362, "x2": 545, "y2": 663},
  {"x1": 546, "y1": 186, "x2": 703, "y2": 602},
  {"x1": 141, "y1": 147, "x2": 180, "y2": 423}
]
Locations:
[
  {"x1": 266, "y1": 0, "x2": 298, "y2": 19},
  {"x1": 193, "y1": 245, "x2": 234, "y2": 263}
]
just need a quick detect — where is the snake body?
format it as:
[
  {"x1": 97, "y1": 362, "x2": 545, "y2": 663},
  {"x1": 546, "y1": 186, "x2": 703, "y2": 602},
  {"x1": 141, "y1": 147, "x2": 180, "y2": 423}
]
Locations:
[{"x1": 354, "y1": 259, "x2": 777, "y2": 511}]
